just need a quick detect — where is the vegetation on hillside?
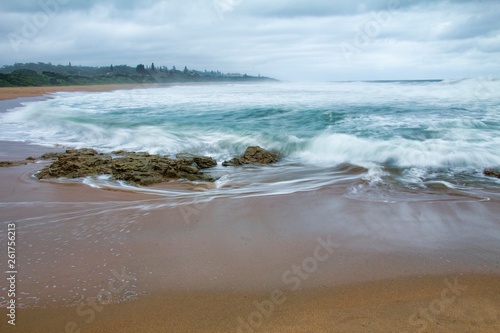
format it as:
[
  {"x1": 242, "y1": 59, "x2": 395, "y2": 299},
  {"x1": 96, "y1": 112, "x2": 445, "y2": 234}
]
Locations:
[{"x1": 0, "y1": 62, "x2": 276, "y2": 87}]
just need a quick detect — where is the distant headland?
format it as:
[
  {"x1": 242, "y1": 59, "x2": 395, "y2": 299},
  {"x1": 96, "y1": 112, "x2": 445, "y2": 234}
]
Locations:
[{"x1": 0, "y1": 62, "x2": 277, "y2": 87}]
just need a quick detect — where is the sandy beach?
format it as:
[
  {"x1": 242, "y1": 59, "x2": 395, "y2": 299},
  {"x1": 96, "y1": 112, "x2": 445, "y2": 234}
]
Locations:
[
  {"x1": 0, "y1": 88, "x2": 499, "y2": 332},
  {"x1": 0, "y1": 84, "x2": 155, "y2": 101}
]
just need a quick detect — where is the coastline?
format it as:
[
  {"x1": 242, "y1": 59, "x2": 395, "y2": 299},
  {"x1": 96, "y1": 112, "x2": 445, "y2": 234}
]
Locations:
[
  {"x1": 0, "y1": 84, "x2": 160, "y2": 101},
  {"x1": 0, "y1": 87, "x2": 499, "y2": 332},
  {"x1": 0, "y1": 80, "x2": 275, "y2": 101}
]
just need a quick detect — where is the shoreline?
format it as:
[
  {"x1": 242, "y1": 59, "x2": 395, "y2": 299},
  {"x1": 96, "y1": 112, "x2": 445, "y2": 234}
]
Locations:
[
  {"x1": 0, "y1": 85, "x2": 499, "y2": 331},
  {"x1": 0, "y1": 84, "x2": 163, "y2": 101},
  {"x1": 0, "y1": 81, "x2": 275, "y2": 101},
  {"x1": 1, "y1": 169, "x2": 498, "y2": 332}
]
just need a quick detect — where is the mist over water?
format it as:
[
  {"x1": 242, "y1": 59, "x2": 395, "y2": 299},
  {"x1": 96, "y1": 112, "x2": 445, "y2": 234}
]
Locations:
[{"x1": 1, "y1": 79, "x2": 499, "y2": 202}]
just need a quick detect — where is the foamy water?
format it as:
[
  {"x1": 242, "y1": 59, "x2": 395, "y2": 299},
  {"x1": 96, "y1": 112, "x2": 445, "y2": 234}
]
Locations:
[{"x1": 1, "y1": 79, "x2": 499, "y2": 202}]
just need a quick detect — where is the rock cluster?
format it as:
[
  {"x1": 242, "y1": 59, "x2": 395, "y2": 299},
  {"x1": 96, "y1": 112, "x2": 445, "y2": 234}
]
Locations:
[
  {"x1": 7, "y1": 146, "x2": 498, "y2": 187},
  {"x1": 484, "y1": 169, "x2": 500, "y2": 178},
  {"x1": 0, "y1": 157, "x2": 36, "y2": 167},
  {"x1": 1, "y1": 145, "x2": 280, "y2": 186},
  {"x1": 222, "y1": 146, "x2": 279, "y2": 167},
  {"x1": 36, "y1": 149, "x2": 217, "y2": 185}
]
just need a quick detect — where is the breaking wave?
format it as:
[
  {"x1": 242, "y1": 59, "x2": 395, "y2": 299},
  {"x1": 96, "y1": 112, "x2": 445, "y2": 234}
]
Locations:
[{"x1": 1, "y1": 79, "x2": 499, "y2": 201}]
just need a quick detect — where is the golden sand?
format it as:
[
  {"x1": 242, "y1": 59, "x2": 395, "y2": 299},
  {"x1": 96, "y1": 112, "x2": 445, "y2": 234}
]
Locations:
[
  {"x1": 0, "y1": 84, "x2": 157, "y2": 100},
  {"x1": 3, "y1": 274, "x2": 498, "y2": 332}
]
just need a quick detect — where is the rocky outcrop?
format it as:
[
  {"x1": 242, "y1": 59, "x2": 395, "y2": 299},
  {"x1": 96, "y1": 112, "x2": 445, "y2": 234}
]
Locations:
[
  {"x1": 37, "y1": 148, "x2": 112, "y2": 179},
  {"x1": 36, "y1": 149, "x2": 217, "y2": 185},
  {"x1": 175, "y1": 153, "x2": 219, "y2": 169},
  {"x1": 222, "y1": 146, "x2": 279, "y2": 167},
  {"x1": 40, "y1": 152, "x2": 63, "y2": 160},
  {"x1": 0, "y1": 157, "x2": 36, "y2": 167},
  {"x1": 484, "y1": 169, "x2": 500, "y2": 178}
]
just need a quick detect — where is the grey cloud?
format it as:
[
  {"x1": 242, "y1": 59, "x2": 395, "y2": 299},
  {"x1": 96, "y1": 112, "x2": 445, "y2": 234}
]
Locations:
[
  {"x1": 236, "y1": 0, "x2": 499, "y2": 17},
  {"x1": 436, "y1": 10, "x2": 500, "y2": 40},
  {"x1": 0, "y1": 0, "x2": 156, "y2": 12},
  {"x1": 1, "y1": 0, "x2": 499, "y2": 81}
]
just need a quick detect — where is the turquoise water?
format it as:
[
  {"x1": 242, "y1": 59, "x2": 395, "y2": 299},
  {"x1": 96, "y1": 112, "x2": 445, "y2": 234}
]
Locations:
[{"x1": 1, "y1": 79, "x2": 499, "y2": 202}]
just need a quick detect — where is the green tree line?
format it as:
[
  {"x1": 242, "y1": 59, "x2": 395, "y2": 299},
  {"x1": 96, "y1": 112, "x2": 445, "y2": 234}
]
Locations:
[{"x1": 0, "y1": 62, "x2": 275, "y2": 87}]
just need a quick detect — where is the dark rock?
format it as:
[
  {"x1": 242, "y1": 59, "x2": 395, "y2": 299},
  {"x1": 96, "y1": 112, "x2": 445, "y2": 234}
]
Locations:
[
  {"x1": 176, "y1": 153, "x2": 218, "y2": 169},
  {"x1": 40, "y1": 152, "x2": 62, "y2": 160},
  {"x1": 484, "y1": 169, "x2": 500, "y2": 178},
  {"x1": 68, "y1": 148, "x2": 100, "y2": 156},
  {"x1": 223, "y1": 146, "x2": 279, "y2": 167},
  {"x1": 1, "y1": 154, "x2": 53, "y2": 167},
  {"x1": 111, "y1": 150, "x2": 128, "y2": 156},
  {"x1": 36, "y1": 148, "x2": 112, "y2": 179},
  {"x1": 0, "y1": 160, "x2": 30, "y2": 167},
  {"x1": 36, "y1": 148, "x2": 216, "y2": 186}
]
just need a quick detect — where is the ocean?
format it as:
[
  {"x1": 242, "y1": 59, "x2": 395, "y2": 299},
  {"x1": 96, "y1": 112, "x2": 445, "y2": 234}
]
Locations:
[{"x1": 1, "y1": 79, "x2": 499, "y2": 203}]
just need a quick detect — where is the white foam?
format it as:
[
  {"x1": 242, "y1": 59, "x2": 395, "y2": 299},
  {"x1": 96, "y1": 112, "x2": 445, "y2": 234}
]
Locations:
[
  {"x1": 1, "y1": 80, "x2": 499, "y2": 202},
  {"x1": 298, "y1": 132, "x2": 500, "y2": 169}
]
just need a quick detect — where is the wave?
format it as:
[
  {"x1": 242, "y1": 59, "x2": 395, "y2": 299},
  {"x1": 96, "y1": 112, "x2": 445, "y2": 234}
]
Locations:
[
  {"x1": 2, "y1": 100, "x2": 500, "y2": 171},
  {"x1": 439, "y1": 77, "x2": 499, "y2": 85},
  {"x1": 297, "y1": 133, "x2": 500, "y2": 169},
  {"x1": 1, "y1": 81, "x2": 500, "y2": 202}
]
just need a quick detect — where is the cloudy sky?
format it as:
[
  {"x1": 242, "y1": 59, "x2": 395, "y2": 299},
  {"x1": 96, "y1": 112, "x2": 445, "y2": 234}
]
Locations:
[{"x1": 1, "y1": 0, "x2": 499, "y2": 81}]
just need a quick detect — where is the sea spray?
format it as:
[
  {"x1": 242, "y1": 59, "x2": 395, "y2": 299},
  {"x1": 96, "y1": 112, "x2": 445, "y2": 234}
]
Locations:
[{"x1": 1, "y1": 80, "x2": 499, "y2": 201}]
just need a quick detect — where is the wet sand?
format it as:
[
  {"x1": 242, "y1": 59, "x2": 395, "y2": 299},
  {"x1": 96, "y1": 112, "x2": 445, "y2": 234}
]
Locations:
[
  {"x1": 7, "y1": 274, "x2": 500, "y2": 332},
  {"x1": 0, "y1": 91, "x2": 499, "y2": 332},
  {"x1": 0, "y1": 159, "x2": 499, "y2": 332}
]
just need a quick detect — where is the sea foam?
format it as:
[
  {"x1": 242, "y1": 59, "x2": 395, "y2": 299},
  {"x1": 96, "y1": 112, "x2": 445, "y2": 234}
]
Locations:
[{"x1": 1, "y1": 79, "x2": 499, "y2": 201}]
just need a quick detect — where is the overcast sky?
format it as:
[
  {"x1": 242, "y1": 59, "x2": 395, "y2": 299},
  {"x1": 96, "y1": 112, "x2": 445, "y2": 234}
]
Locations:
[{"x1": 1, "y1": 0, "x2": 499, "y2": 81}]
